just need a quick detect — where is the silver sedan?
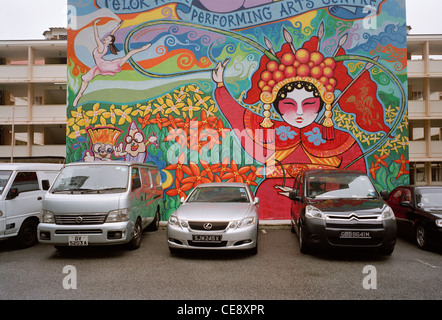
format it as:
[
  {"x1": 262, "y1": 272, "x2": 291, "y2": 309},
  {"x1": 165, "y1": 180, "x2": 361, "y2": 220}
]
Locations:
[{"x1": 167, "y1": 182, "x2": 259, "y2": 254}]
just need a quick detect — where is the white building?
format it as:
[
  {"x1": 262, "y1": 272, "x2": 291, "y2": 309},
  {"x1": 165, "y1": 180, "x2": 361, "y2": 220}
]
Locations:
[
  {"x1": 0, "y1": 28, "x2": 66, "y2": 163},
  {"x1": 408, "y1": 34, "x2": 442, "y2": 185}
]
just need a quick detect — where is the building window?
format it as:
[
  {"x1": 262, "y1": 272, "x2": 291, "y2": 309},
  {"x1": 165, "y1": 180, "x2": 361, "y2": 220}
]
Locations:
[
  {"x1": 410, "y1": 162, "x2": 426, "y2": 184},
  {"x1": 431, "y1": 162, "x2": 442, "y2": 184}
]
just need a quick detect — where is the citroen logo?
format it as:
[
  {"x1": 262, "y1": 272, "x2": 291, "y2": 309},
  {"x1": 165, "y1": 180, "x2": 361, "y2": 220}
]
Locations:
[
  {"x1": 349, "y1": 213, "x2": 359, "y2": 221},
  {"x1": 203, "y1": 223, "x2": 213, "y2": 230},
  {"x1": 75, "y1": 216, "x2": 84, "y2": 224}
]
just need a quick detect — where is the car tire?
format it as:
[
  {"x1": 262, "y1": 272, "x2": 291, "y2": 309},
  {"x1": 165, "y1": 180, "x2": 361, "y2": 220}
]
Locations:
[
  {"x1": 298, "y1": 223, "x2": 310, "y2": 254},
  {"x1": 16, "y1": 219, "x2": 38, "y2": 248},
  {"x1": 291, "y1": 219, "x2": 296, "y2": 234},
  {"x1": 127, "y1": 219, "x2": 142, "y2": 250},
  {"x1": 415, "y1": 224, "x2": 430, "y2": 250},
  {"x1": 146, "y1": 207, "x2": 160, "y2": 232}
]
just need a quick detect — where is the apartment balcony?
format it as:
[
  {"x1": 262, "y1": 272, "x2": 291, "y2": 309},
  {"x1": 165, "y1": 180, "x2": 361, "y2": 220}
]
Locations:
[
  {"x1": 0, "y1": 104, "x2": 66, "y2": 124},
  {"x1": 0, "y1": 145, "x2": 66, "y2": 158},
  {"x1": 408, "y1": 59, "x2": 442, "y2": 77},
  {"x1": 409, "y1": 100, "x2": 442, "y2": 118},
  {"x1": 409, "y1": 140, "x2": 442, "y2": 161},
  {"x1": 0, "y1": 64, "x2": 66, "y2": 83}
]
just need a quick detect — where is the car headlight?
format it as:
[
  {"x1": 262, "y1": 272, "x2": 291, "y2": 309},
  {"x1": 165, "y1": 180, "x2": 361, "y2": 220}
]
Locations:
[
  {"x1": 168, "y1": 215, "x2": 188, "y2": 228},
  {"x1": 435, "y1": 219, "x2": 442, "y2": 227},
  {"x1": 42, "y1": 210, "x2": 55, "y2": 223},
  {"x1": 106, "y1": 208, "x2": 130, "y2": 223},
  {"x1": 305, "y1": 205, "x2": 325, "y2": 219},
  {"x1": 239, "y1": 216, "x2": 255, "y2": 227},
  {"x1": 379, "y1": 206, "x2": 395, "y2": 220}
]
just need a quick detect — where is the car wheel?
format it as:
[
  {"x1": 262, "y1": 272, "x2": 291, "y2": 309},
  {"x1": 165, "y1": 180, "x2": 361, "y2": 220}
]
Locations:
[
  {"x1": 298, "y1": 223, "x2": 310, "y2": 254},
  {"x1": 127, "y1": 219, "x2": 142, "y2": 250},
  {"x1": 415, "y1": 224, "x2": 429, "y2": 250},
  {"x1": 17, "y1": 219, "x2": 38, "y2": 248},
  {"x1": 146, "y1": 207, "x2": 160, "y2": 231},
  {"x1": 291, "y1": 219, "x2": 296, "y2": 234}
]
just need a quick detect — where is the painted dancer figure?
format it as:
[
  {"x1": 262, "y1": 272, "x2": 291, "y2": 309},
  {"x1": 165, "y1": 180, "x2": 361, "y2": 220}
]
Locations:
[
  {"x1": 73, "y1": 18, "x2": 151, "y2": 107},
  {"x1": 212, "y1": 25, "x2": 391, "y2": 219}
]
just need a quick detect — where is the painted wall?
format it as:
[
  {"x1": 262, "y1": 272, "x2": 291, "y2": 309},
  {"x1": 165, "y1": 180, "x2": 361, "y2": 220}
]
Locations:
[{"x1": 67, "y1": 0, "x2": 408, "y2": 220}]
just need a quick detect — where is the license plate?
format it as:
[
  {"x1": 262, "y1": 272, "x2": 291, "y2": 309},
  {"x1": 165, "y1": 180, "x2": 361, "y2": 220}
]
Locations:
[
  {"x1": 192, "y1": 234, "x2": 222, "y2": 242},
  {"x1": 339, "y1": 231, "x2": 372, "y2": 239},
  {"x1": 69, "y1": 235, "x2": 88, "y2": 246}
]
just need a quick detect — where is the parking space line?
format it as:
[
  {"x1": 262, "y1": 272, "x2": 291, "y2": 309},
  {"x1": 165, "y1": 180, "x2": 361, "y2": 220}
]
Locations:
[{"x1": 415, "y1": 259, "x2": 437, "y2": 268}]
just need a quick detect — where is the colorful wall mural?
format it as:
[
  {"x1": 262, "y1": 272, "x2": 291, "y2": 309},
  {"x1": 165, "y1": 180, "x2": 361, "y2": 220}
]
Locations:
[{"x1": 67, "y1": 0, "x2": 408, "y2": 220}]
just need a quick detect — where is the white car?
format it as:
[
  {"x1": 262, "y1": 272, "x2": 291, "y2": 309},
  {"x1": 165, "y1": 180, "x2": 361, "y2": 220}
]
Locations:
[{"x1": 167, "y1": 182, "x2": 259, "y2": 254}]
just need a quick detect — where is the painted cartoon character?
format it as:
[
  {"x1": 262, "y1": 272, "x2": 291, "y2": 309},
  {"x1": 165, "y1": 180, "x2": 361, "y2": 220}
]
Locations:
[
  {"x1": 212, "y1": 26, "x2": 390, "y2": 219},
  {"x1": 73, "y1": 18, "x2": 152, "y2": 107},
  {"x1": 83, "y1": 127, "x2": 122, "y2": 161},
  {"x1": 114, "y1": 121, "x2": 159, "y2": 162}
]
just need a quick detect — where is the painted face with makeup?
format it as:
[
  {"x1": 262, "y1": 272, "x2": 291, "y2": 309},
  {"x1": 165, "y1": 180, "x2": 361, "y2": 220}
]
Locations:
[{"x1": 274, "y1": 82, "x2": 323, "y2": 129}]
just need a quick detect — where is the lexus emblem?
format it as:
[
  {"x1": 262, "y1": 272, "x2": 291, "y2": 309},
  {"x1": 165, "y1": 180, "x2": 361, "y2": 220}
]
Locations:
[
  {"x1": 76, "y1": 216, "x2": 83, "y2": 224},
  {"x1": 203, "y1": 223, "x2": 213, "y2": 230}
]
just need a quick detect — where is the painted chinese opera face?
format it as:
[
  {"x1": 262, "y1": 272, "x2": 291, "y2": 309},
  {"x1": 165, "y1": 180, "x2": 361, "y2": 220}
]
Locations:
[{"x1": 278, "y1": 88, "x2": 321, "y2": 129}]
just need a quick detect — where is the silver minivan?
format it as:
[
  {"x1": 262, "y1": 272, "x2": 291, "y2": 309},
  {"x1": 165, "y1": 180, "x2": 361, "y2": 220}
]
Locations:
[{"x1": 38, "y1": 161, "x2": 163, "y2": 250}]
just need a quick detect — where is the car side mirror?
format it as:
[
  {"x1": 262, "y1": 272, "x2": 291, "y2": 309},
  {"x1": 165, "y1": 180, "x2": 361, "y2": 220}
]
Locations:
[
  {"x1": 380, "y1": 190, "x2": 389, "y2": 200},
  {"x1": 253, "y1": 197, "x2": 260, "y2": 205},
  {"x1": 288, "y1": 190, "x2": 300, "y2": 201},
  {"x1": 400, "y1": 201, "x2": 411, "y2": 207},
  {"x1": 180, "y1": 196, "x2": 186, "y2": 204},
  {"x1": 6, "y1": 188, "x2": 19, "y2": 200},
  {"x1": 42, "y1": 179, "x2": 50, "y2": 191}
]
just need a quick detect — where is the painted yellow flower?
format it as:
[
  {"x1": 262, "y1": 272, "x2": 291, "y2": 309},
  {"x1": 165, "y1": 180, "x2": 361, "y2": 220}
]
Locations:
[
  {"x1": 102, "y1": 105, "x2": 117, "y2": 125},
  {"x1": 70, "y1": 106, "x2": 86, "y2": 127},
  {"x1": 114, "y1": 105, "x2": 135, "y2": 125},
  {"x1": 85, "y1": 103, "x2": 106, "y2": 124},
  {"x1": 194, "y1": 92, "x2": 211, "y2": 109},
  {"x1": 183, "y1": 97, "x2": 201, "y2": 118},
  {"x1": 68, "y1": 124, "x2": 86, "y2": 139},
  {"x1": 165, "y1": 95, "x2": 185, "y2": 116},
  {"x1": 138, "y1": 103, "x2": 153, "y2": 117},
  {"x1": 152, "y1": 97, "x2": 166, "y2": 116}
]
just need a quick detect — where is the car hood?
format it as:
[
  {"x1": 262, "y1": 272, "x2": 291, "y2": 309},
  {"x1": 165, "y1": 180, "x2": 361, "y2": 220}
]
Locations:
[
  {"x1": 175, "y1": 202, "x2": 255, "y2": 221},
  {"x1": 418, "y1": 208, "x2": 442, "y2": 218},
  {"x1": 307, "y1": 198, "x2": 386, "y2": 215}
]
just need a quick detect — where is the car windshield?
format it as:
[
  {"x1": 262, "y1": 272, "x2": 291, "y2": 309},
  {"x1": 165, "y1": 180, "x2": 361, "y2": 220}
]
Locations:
[
  {"x1": 416, "y1": 189, "x2": 442, "y2": 208},
  {"x1": 0, "y1": 170, "x2": 12, "y2": 195},
  {"x1": 51, "y1": 165, "x2": 129, "y2": 193},
  {"x1": 187, "y1": 186, "x2": 250, "y2": 203},
  {"x1": 306, "y1": 172, "x2": 377, "y2": 199}
]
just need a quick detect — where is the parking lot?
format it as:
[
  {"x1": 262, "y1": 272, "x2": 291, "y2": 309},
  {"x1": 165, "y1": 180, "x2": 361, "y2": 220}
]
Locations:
[{"x1": 1, "y1": 224, "x2": 441, "y2": 304}]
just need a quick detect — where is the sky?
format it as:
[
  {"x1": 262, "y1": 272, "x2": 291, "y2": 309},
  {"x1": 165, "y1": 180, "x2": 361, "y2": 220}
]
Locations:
[{"x1": 0, "y1": 0, "x2": 440, "y2": 40}]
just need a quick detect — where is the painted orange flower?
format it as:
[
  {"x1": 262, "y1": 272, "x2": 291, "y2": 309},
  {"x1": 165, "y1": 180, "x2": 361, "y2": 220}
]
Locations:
[
  {"x1": 221, "y1": 160, "x2": 250, "y2": 183},
  {"x1": 181, "y1": 162, "x2": 211, "y2": 187},
  {"x1": 166, "y1": 178, "x2": 193, "y2": 198},
  {"x1": 369, "y1": 161, "x2": 381, "y2": 179}
]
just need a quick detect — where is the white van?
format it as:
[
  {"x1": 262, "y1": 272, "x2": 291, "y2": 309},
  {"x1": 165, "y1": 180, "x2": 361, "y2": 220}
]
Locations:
[
  {"x1": 38, "y1": 162, "x2": 163, "y2": 250},
  {"x1": 0, "y1": 163, "x2": 63, "y2": 247}
]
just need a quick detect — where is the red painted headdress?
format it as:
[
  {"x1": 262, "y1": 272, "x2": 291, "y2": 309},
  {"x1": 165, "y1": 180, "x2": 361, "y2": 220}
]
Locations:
[{"x1": 244, "y1": 27, "x2": 391, "y2": 141}]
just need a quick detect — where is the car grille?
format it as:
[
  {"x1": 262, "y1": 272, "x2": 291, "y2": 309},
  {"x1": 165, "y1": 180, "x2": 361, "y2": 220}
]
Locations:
[
  {"x1": 326, "y1": 214, "x2": 379, "y2": 221},
  {"x1": 188, "y1": 241, "x2": 228, "y2": 247},
  {"x1": 54, "y1": 214, "x2": 107, "y2": 225},
  {"x1": 55, "y1": 229, "x2": 103, "y2": 235},
  {"x1": 188, "y1": 221, "x2": 229, "y2": 231}
]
